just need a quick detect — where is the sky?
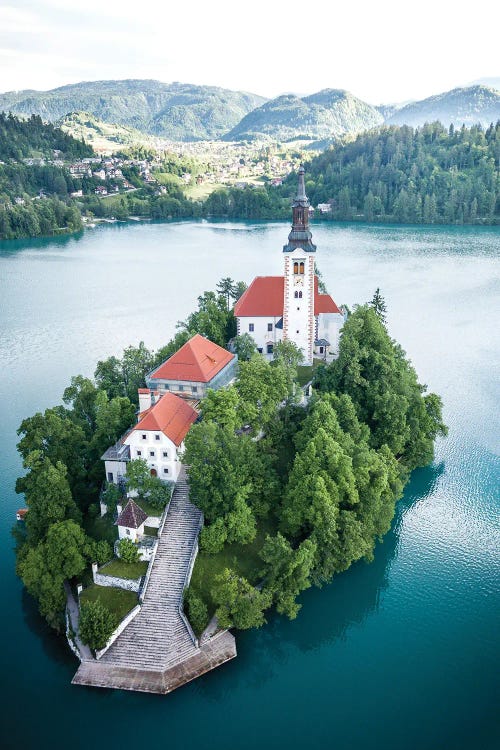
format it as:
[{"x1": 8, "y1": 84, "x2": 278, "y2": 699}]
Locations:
[{"x1": 0, "y1": 0, "x2": 499, "y2": 104}]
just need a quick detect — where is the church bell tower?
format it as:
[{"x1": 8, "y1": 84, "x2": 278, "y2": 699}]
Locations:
[{"x1": 282, "y1": 167, "x2": 316, "y2": 365}]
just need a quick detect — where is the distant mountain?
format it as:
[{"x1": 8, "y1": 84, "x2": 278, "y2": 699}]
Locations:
[
  {"x1": 0, "y1": 80, "x2": 266, "y2": 141},
  {"x1": 469, "y1": 77, "x2": 500, "y2": 92},
  {"x1": 223, "y1": 89, "x2": 383, "y2": 141},
  {"x1": 386, "y1": 86, "x2": 500, "y2": 128}
]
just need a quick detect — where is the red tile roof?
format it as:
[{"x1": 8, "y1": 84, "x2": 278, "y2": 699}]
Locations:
[
  {"x1": 233, "y1": 275, "x2": 341, "y2": 317},
  {"x1": 138, "y1": 388, "x2": 150, "y2": 394},
  {"x1": 115, "y1": 499, "x2": 148, "y2": 529},
  {"x1": 234, "y1": 276, "x2": 285, "y2": 317},
  {"x1": 131, "y1": 392, "x2": 198, "y2": 446},
  {"x1": 149, "y1": 334, "x2": 235, "y2": 384},
  {"x1": 314, "y1": 276, "x2": 342, "y2": 314}
]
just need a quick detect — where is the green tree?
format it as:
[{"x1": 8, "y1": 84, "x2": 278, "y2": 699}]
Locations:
[
  {"x1": 118, "y1": 537, "x2": 140, "y2": 563},
  {"x1": 260, "y1": 534, "x2": 316, "y2": 618},
  {"x1": 200, "y1": 387, "x2": 240, "y2": 432},
  {"x1": 370, "y1": 287, "x2": 387, "y2": 323},
  {"x1": 231, "y1": 333, "x2": 257, "y2": 361},
  {"x1": 212, "y1": 569, "x2": 271, "y2": 630},
  {"x1": 125, "y1": 458, "x2": 151, "y2": 497},
  {"x1": 184, "y1": 588, "x2": 209, "y2": 636},
  {"x1": 16, "y1": 451, "x2": 80, "y2": 544},
  {"x1": 236, "y1": 355, "x2": 289, "y2": 432},
  {"x1": 17, "y1": 520, "x2": 89, "y2": 629},
  {"x1": 79, "y1": 600, "x2": 117, "y2": 650},
  {"x1": 314, "y1": 306, "x2": 447, "y2": 471},
  {"x1": 216, "y1": 277, "x2": 237, "y2": 310}
]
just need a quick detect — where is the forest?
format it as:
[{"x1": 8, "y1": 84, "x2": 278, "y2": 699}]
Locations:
[{"x1": 295, "y1": 121, "x2": 500, "y2": 224}]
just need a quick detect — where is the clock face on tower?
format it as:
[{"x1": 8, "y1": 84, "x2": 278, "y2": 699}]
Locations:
[{"x1": 294, "y1": 277, "x2": 303, "y2": 286}]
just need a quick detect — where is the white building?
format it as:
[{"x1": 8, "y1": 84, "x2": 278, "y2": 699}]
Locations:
[
  {"x1": 234, "y1": 167, "x2": 344, "y2": 365},
  {"x1": 115, "y1": 499, "x2": 148, "y2": 542},
  {"x1": 102, "y1": 391, "x2": 198, "y2": 485}
]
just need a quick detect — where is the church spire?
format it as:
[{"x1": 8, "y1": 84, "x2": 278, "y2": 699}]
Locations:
[{"x1": 283, "y1": 166, "x2": 316, "y2": 253}]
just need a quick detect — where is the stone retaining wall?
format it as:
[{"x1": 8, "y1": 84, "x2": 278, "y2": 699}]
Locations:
[{"x1": 92, "y1": 562, "x2": 142, "y2": 592}]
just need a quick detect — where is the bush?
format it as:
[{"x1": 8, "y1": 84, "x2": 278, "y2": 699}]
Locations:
[
  {"x1": 184, "y1": 588, "x2": 209, "y2": 636},
  {"x1": 118, "y1": 537, "x2": 140, "y2": 563},
  {"x1": 79, "y1": 600, "x2": 117, "y2": 650}
]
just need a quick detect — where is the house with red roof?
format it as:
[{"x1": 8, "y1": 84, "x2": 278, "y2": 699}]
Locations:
[
  {"x1": 234, "y1": 168, "x2": 344, "y2": 364},
  {"x1": 102, "y1": 391, "x2": 198, "y2": 484},
  {"x1": 145, "y1": 333, "x2": 237, "y2": 399}
]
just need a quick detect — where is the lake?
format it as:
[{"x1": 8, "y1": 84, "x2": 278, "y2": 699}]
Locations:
[{"x1": 0, "y1": 220, "x2": 498, "y2": 750}]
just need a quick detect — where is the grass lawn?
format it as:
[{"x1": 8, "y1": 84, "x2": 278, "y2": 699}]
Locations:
[
  {"x1": 144, "y1": 526, "x2": 158, "y2": 537},
  {"x1": 189, "y1": 516, "x2": 277, "y2": 616},
  {"x1": 296, "y1": 359, "x2": 324, "y2": 387},
  {"x1": 135, "y1": 498, "x2": 163, "y2": 518},
  {"x1": 83, "y1": 512, "x2": 117, "y2": 546},
  {"x1": 100, "y1": 560, "x2": 148, "y2": 580},
  {"x1": 80, "y1": 584, "x2": 138, "y2": 622},
  {"x1": 185, "y1": 182, "x2": 217, "y2": 201}
]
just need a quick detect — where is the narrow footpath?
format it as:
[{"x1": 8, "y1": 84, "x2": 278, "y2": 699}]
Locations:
[{"x1": 72, "y1": 474, "x2": 236, "y2": 694}]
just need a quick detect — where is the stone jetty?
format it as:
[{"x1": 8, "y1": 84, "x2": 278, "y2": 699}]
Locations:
[{"x1": 72, "y1": 475, "x2": 236, "y2": 694}]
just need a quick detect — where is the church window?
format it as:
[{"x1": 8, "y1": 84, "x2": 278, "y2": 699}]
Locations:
[
  {"x1": 163, "y1": 451, "x2": 168, "y2": 458},
  {"x1": 267, "y1": 323, "x2": 273, "y2": 331},
  {"x1": 294, "y1": 291, "x2": 298, "y2": 298},
  {"x1": 150, "y1": 450, "x2": 155, "y2": 457},
  {"x1": 299, "y1": 291, "x2": 303, "y2": 298},
  {"x1": 249, "y1": 323, "x2": 254, "y2": 332},
  {"x1": 293, "y1": 261, "x2": 299, "y2": 274},
  {"x1": 299, "y1": 262, "x2": 305, "y2": 275}
]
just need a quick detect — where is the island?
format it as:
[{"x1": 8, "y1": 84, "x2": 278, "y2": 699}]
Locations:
[{"x1": 14, "y1": 171, "x2": 447, "y2": 693}]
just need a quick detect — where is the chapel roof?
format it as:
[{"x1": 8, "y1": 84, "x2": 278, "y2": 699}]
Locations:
[
  {"x1": 115, "y1": 499, "x2": 148, "y2": 529},
  {"x1": 149, "y1": 333, "x2": 235, "y2": 384}
]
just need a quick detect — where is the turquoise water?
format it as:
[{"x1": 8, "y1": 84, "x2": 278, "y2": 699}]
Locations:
[{"x1": 0, "y1": 221, "x2": 499, "y2": 750}]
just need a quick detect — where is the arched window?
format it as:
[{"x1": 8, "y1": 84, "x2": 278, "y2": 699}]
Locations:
[
  {"x1": 293, "y1": 261, "x2": 299, "y2": 275},
  {"x1": 294, "y1": 291, "x2": 298, "y2": 298},
  {"x1": 299, "y1": 291, "x2": 303, "y2": 299},
  {"x1": 299, "y1": 262, "x2": 305, "y2": 275}
]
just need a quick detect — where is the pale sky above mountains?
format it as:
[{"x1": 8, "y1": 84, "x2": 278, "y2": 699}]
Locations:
[{"x1": 0, "y1": 0, "x2": 499, "y2": 104}]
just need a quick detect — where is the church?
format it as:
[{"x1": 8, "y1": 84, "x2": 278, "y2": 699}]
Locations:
[{"x1": 234, "y1": 167, "x2": 344, "y2": 366}]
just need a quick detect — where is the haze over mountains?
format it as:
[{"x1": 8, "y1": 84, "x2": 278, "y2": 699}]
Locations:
[{"x1": 0, "y1": 79, "x2": 498, "y2": 143}]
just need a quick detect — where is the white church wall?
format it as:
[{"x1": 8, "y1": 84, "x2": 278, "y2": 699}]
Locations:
[
  {"x1": 238, "y1": 316, "x2": 283, "y2": 354},
  {"x1": 317, "y1": 312, "x2": 344, "y2": 356}
]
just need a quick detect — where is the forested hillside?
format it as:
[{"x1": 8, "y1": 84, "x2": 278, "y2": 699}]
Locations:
[
  {"x1": 224, "y1": 89, "x2": 383, "y2": 142},
  {"x1": 0, "y1": 80, "x2": 266, "y2": 141},
  {"x1": 0, "y1": 112, "x2": 92, "y2": 160},
  {"x1": 297, "y1": 122, "x2": 500, "y2": 224}
]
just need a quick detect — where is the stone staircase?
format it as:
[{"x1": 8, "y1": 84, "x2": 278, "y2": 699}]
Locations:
[{"x1": 72, "y1": 475, "x2": 237, "y2": 693}]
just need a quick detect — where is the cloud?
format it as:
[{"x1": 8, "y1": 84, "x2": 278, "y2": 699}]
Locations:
[{"x1": 0, "y1": 0, "x2": 499, "y2": 101}]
